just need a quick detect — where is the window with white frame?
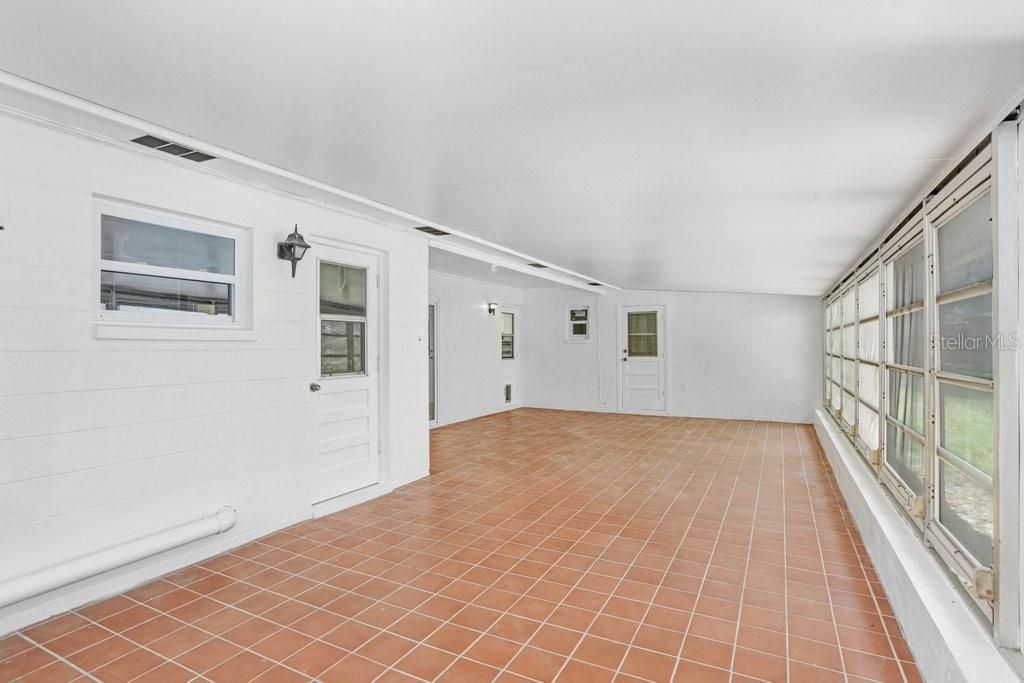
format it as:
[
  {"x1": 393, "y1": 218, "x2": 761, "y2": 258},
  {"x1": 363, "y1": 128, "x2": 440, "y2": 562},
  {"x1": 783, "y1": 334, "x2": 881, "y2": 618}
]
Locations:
[
  {"x1": 319, "y1": 261, "x2": 367, "y2": 376},
  {"x1": 884, "y1": 236, "x2": 927, "y2": 507},
  {"x1": 821, "y1": 124, "x2": 1020, "y2": 644},
  {"x1": 827, "y1": 298, "x2": 842, "y2": 413},
  {"x1": 857, "y1": 270, "x2": 881, "y2": 458},
  {"x1": 840, "y1": 286, "x2": 857, "y2": 431},
  {"x1": 931, "y1": 186, "x2": 995, "y2": 569},
  {"x1": 567, "y1": 306, "x2": 590, "y2": 341},
  {"x1": 97, "y1": 203, "x2": 245, "y2": 325}
]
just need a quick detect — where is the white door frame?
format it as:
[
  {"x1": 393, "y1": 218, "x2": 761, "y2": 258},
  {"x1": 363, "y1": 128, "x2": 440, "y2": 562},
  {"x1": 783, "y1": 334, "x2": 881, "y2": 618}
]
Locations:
[
  {"x1": 500, "y1": 304, "x2": 520, "y2": 408},
  {"x1": 616, "y1": 304, "x2": 669, "y2": 414},
  {"x1": 428, "y1": 296, "x2": 440, "y2": 428},
  {"x1": 308, "y1": 235, "x2": 390, "y2": 518}
]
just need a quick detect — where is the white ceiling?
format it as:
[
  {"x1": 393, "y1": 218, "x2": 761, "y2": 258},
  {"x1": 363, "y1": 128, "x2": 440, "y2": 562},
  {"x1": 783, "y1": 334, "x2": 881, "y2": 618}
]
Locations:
[
  {"x1": 1, "y1": 1, "x2": 1023, "y2": 295},
  {"x1": 429, "y1": 249, "x2": 560, "y2": 290}
]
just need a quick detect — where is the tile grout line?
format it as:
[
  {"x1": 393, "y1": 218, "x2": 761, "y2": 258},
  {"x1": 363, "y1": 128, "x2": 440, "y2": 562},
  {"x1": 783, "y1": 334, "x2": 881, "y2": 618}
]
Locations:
[
  {"x1": 725, "y1": 421, "x2": 770, "y2": 682},
  {"x1": 665, "y1": 419, "x2": 760, "y2": 681}
]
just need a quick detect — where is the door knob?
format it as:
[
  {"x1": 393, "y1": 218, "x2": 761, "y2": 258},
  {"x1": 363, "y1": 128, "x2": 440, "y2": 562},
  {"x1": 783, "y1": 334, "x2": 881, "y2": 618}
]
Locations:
[{"x1": 309, "y1": 382, "x2": 321, "y2": 392}]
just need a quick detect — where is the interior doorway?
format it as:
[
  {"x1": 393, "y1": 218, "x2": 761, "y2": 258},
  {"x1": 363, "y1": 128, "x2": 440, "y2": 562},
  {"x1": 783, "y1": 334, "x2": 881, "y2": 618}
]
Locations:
[{"x1": 428, "y1": 301, "x2": 438, "y2": 425}]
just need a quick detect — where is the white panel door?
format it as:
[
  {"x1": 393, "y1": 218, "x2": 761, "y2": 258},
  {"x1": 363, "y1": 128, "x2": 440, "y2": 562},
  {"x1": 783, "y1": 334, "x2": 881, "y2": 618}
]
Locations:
[
  {"x1": 620, "y1": 306, "x2": 666, "y2": 412},
  {"x1": 312, "y1": 246, "x2": 379, "y2": 504}
]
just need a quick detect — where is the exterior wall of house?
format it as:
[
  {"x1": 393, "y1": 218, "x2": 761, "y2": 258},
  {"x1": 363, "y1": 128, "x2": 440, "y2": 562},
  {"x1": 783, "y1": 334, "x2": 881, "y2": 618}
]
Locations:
[{"x1": 0, "y1": 113, "x2": 430, "y2": 633}]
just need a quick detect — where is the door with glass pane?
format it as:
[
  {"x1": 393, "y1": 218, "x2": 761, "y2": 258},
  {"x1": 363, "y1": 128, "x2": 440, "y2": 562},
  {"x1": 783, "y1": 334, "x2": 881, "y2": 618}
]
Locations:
[
  {"x1": 620, "y1": 306, "x2": 666, "y2": 412},
  {"x1": 313, "y1": 248, "x2": 379, "y2": 504}
]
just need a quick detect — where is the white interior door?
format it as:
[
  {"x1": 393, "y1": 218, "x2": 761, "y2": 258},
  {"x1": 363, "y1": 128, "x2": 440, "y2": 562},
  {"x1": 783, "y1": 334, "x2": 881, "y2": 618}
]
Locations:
[
  {"x1": 620, "y1": 306, "x2": 666, "y2": 412},
  {"x1": 312, "y1": 246, "x2": 380, "y2": 504}
]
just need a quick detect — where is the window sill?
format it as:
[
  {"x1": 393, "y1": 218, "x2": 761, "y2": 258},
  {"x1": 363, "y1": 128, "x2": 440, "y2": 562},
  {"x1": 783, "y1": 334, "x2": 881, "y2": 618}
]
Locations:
[
  {"x1": 93, "y1": 321, "x2": 256, "y2": 341},
  {"x1": 813, "y1": 408, "x2": 1019, "y2": 683}
]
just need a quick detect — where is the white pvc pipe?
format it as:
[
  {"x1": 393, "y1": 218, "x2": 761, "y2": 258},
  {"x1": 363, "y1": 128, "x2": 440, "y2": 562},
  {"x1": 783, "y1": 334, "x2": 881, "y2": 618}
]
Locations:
[{"x1": 0, "y1": 506, "x2": 237, "y2": 609}]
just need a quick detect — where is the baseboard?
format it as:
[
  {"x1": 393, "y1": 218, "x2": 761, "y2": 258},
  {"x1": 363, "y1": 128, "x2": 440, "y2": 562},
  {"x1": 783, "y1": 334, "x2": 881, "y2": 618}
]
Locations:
[
  {"x1": 812, "y1": 408, "x2": 1019, "y2": 683},
  {"x1": 0, "y1": 509, "x2": 310, "y2": 637}
]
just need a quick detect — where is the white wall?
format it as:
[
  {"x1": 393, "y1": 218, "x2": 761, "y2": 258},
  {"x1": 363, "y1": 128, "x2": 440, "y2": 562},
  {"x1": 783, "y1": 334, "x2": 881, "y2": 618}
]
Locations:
[
  {"x1": 521, "y1": 287, "x2": 821, "y2": 423},
  {"x1": 0, "y1": 113, "x2": 429, "y2": 633},
  {"x1": 428, "y1": 272, "x2": 524, "y2": 426}
]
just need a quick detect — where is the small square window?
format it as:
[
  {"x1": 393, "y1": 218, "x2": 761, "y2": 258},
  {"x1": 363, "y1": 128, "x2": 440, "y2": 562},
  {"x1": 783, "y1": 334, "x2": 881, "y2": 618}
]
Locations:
[{"x1": 567, "y1": 306, "x2": 591, "y2": 341}]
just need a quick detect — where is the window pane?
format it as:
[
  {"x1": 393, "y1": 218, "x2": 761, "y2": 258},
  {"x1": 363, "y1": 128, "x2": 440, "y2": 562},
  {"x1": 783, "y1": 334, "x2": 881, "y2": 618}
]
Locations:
[
  {"x1": 571, "y1": 323, "x2": 588, "y2": 336},
  {"x1": 627, "y1": 312, "x2": 658, "y2": 357},
  {"x1": 937, "y1": 191, "x2": 993, "y2": 294},
  {"x1": 100, "y1": 271, "x2": 231, "y2": 316},
  {"x1": 842, "y1": 391, "x2": 855, "y2": 427},
  {"x1": 830, "y1": 330, "x2": 841, "y2": 356},
  {"x1": 858, "y1": 403, "x2": 879, "y2": 450},
  {"x1": 886, "y1": 424, "x2": 924, "y2": 495},
  {"x1": 889, "y1": 242, "x2": 925, "y2": 309},
  {"x1": 888, "y1": 369, "x2": 925, "y2": 435},
  {"x1": 570, "y1": 308, "x2": 588, "y2": 322},
  {"x1": 502, "y1": 312, "x2": 515, "y2": 335},
  {"x1": 939, "y1": 460, "x2": 993, "y2": 566},
  {"x1": 628, "y1": 334, "x2": 657, "y2": 357},
  {"x1": 101, "y1": 215, "x2": 234, "y2": 275},
  {"x1": 320, "y1": 262, "x2": 367, "y2": 316},
  {"x1": 501, "y1": 335, "x2": 514, "y2": 359},
  {"x1": 321, "y1": 320, "x2": 365, "y2": 375},
  {"x1": 628, "y1": 311, "x2": 657, "y2": 334},
  {"x1": 938, "y1": 293, "x2": 993, "y2": 379},
  {"x1": 939, "y1": 382, "x2": 994, "y2": 476},
  {"x1": 843, "y1": 360, "x2": 856, "y2": 392},
  {"x1": 830, "y1": 383, "x2": 841, "y2": 409},
  {"x1": 858, "y1": 319, "x2": 879, "y2": 362},
  {"x1": 889, "y1": 310, "x2": 925, "y2": 368},
  {"x1": 859, "y1": 363, "x2": 879, "y2": 410},
  {"x1": 842, "y1": 290, "x2": 855, "y2": 324},
  {"x1": 858, "y1": 272, "x2": 879, "y2": 320},
  {"x1": 831, "y1": 357, "x2": 841, "y2": 384},
  {"x1": 842, "y1": 325, "x2": 856, "y2": 358}
]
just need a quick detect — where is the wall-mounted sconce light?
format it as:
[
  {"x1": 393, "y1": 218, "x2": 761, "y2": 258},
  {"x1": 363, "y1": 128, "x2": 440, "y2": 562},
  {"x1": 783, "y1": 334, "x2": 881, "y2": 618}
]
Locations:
[
  {"x1": 277, "y1": 224, "x2": 311, "y2": 278},
  {"x1": 488, "y1": 302, "x2": 499, "y2": 316}
]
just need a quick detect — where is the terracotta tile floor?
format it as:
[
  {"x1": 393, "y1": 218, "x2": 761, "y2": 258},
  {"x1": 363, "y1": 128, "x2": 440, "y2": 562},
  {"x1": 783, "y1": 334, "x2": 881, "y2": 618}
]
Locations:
[{"x1": 1, "y1": 409, "x2": 920, "y2": 682}]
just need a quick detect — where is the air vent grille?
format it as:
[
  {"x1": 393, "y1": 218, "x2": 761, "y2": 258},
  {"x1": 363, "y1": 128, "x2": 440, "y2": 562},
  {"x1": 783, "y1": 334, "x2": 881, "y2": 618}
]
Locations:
[
  {"x1": 526, "y1": 263, "x2": 548, "y2": 268},
  {"x1": 130, "y1": 135, "x2": 216, "y2": 163},
  {"x1": 414, "y1": 226, "x2": 450, "y2": 236}
]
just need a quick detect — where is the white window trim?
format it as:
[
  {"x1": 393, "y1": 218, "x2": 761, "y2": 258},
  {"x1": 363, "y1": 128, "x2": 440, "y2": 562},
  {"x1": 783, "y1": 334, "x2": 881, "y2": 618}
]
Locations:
[
  {"x1": 92, "y1": 197, "x2": 254, "y2": 340},
  {"x1": 565, "y1": 305, "x2": 591, "y2": 342}
]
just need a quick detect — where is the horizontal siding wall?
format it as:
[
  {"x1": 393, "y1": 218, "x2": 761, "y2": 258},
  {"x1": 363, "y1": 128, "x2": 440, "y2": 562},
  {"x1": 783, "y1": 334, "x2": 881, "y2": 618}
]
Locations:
[
  {"x1": 428, "y1": 272, "x2": 524, "y2": 426},
  {"x1": 0, "y1": 114, "x2": 429, "y2": 633},
  {"x1": 520, "y1": 287, "x2": 821, "y2": 423}
]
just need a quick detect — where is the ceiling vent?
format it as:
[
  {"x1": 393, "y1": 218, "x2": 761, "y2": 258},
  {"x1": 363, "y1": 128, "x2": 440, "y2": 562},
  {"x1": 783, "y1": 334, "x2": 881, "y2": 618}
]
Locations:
[
  {"x1": 130, "y1": 135, "x2": 216, "y2": 162},
  {"x1": 414, "y1": 226, "x2": 450, "y2": 236},
  {"x1": 526, "y1": 262, "x2": 548, "y2": 268}
]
